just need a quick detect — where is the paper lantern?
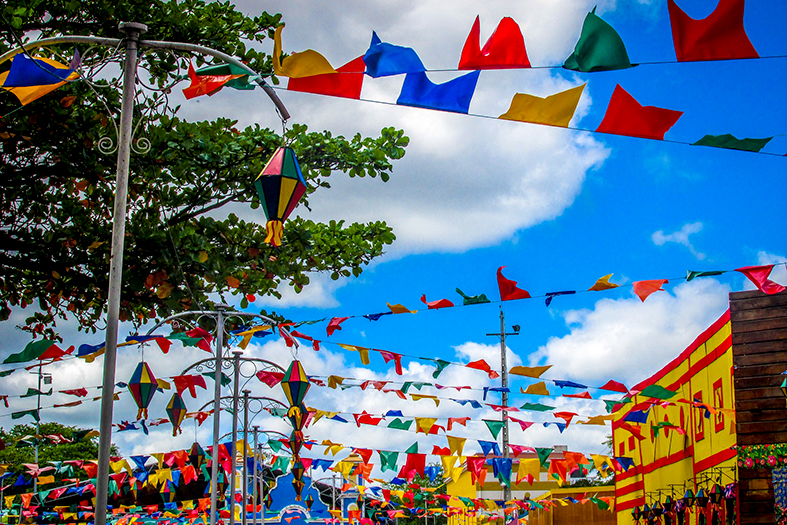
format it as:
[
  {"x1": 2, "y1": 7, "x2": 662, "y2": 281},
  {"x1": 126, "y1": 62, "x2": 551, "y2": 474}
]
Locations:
[
  {"x1": 280, "y1": 360, "x2": 310, "y2": 407},
  {"x1": 305, "y1": 494, "x2": 314, "y2": 511},
  {"x1": 709, "y1": 483, "x2": 723, "y2": 505},
  {"x1": 291, "y1": 459, "x2": 306, "y2": 501},
  {"x1": 254, "y1": 147, "x2": 307, "y2": 247},
  {"x1": 288, "y1": 430, "x2": 304, "y2": 457},
  {"x1": 663, "y1": 495, "x2": 674, "y2": 512},
  {"x1": 128, "y1": 362, "x2": 158, "y2": 420},
  {"x1": 682, "y1": 489, "x2": 695, "y2": 507},
  {"x1": 651, "y1": 500, "x2": 663, "y2": 517},
  {"x1": 166, "y1": 392, "x2": 187, "y2": 436},
  {"x1": 694, "y1": 488, "x2": 708, "y2": 507},
  {"x1": 287, "y1": 404, "x2": 308, "y2": 430}
]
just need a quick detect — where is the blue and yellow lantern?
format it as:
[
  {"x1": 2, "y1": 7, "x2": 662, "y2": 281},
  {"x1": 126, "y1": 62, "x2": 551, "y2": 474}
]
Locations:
[{"x1": 254, "y1": 147, "x2": 307, "y2": 247}]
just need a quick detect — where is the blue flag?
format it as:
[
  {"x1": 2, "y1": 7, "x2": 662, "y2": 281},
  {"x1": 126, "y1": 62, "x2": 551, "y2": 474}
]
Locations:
[
  {"x1": 397, "y1": 71, "x2": 480, "y2": 114},
  {"x1": 363, "y1": 32, "x2": 425, "y2": 78}
]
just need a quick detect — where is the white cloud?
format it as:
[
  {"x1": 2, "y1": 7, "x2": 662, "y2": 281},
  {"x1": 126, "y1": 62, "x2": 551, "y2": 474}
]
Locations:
[
  {"x1": 180, "y1": 1, "x2": 613, "y2": 256},
  {"x1": 530, "y1": 278, "x2": 731, "y2": 386},
  {"x1": 651, "y1": 221, "x2": 706, "y2": 260}
]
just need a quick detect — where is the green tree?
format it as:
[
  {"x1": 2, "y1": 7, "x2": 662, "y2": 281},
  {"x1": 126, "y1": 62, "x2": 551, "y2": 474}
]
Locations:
[
  {"x1": 0, "y1": 422, "x2": 108, "y2": 495},
  {"x1": 0, "y1": 0, "x2": 408, "y2": 339}
]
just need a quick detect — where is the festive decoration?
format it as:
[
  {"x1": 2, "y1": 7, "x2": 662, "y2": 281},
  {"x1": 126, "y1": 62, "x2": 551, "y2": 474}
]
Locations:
[
  {"x1": 254, "y1": 146, "x2": 307, "y2": 247},
  {"x1": 363, "y1": 32, "x2": 425, "y2": 78},
  {"x1": 458, "y1": 16, "x2": 530, "y2": 70},
  {"x1": 288, "y1": 56, "x2": 365, "y2": 99},
  {"x1": 564, "y1": 8, "x2": 634, "y2": 72},
  {"x1": 596, "y1": 85, "x2": 682, "y2": 140},
  {"x1": 128, "y1": 362, "x2": 159, "y2": 420},
  {"x1": 396, "y1": 71, "x2": 480, "y2": 114},
  {"x1": 281, "y1": 360, "x2": 310, "y2": 500},
  {"x1": 0, "y1": 53, "x2": 78, "y2": 105},
  {"x1": 737, "y1": 443, "x2": 787, "y2": 469},
  {"x1": 273, "y1": 25, "x2": 336, "y2": 78},
  {"x1": 166, "y1": 393, "x2": 187, "y2": 437},
  {"x1": 499, "y1": 84, "x2": 585, "y2": 128},
  {"x1": 667, "y1": 0, "x2": 758, "y2": 62}
]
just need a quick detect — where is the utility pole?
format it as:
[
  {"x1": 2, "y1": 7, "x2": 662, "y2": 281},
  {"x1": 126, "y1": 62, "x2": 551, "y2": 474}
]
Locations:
[{"x1": 486, "y1": 307, "x2": 519, "y2": 505}]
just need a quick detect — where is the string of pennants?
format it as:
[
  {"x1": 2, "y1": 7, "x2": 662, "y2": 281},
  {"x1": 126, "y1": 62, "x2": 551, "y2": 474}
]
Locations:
[
  {"x1": 2, "y1": 262, "x2": 780, "y2": 378},
  {"x1": 2, "y1": 4, "x2": 785, "y2": 156},
  {"x1": 0, "y1": 434, "x2": 621, "y2": 520},
  {"x1": 284, "y1": 263, "x2": 785, "y2": 342},
  {"x1": 186, "y1": 3, "x2": 784, "y2": 156}
]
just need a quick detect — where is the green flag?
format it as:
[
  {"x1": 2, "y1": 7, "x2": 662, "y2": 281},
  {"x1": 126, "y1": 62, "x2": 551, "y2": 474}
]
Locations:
[
  {"x1": 379, "y1": 451, "x2": 399, "y2": 472},
  {"x1": 421, "y1": 358, "x2": 451, "y2": 378},
  {"x1": 484, "y1": 420, "x2": 505, "y2": 439},
  {"x1": 640, "y1": 384, "x2": 677, "y2": 400},
  {"x1": 21, "y1": 388, "x2": 52, "y2": 398},
  {"x1": 166, "y1": 333, "x2": 203, "y2": 347},
  {"x1": 564, "y1": 8, "x2": 635, "y2": 72},
  {"x1": 686, "y1": 270, "x2": 726, "y2": 281},
  {"x1": 520, "y1": 402, "x2": 555, "y2": 412},
  {"x1": 456, "y1": 288, "x2": 490, "y2": 306},
  {"x1": 11, "y1": 409, "x2": 40, "y2": 421},
  {"x1": 3, "y1": 340, "x2": 56, "y2": 364},
  {"x1": 272, "y1": 456, "x2": 290, "y2": 472},
  {"x1": 692, "y1": 134, "x2": 772, "y2": 152},
  {"x1": 535, "y1": 447, "x2": 553, "y2": 468},
  {"x1": 202, "y1": 371, "x2": 231, "y2": 387},
  {"x1": 267, "y1": 439, "x2": 283, "y2": 453},
  {"x1": 387, "y1": 418, "x2": 413, "y2": 431},
  {"x1": 405, "y1": 442, "x2": 419, "y2": 454},
  {"x1": 0, "y1": 370, "x2": 15, "y2": 377},
  {"x1": 269, "y1": 407, "x2": 288, "y2": 417}
]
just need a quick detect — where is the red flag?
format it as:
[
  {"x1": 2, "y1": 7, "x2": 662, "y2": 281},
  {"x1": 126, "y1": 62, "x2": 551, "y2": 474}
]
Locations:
[
  {"x1": 326, "y1": 317, "x2": 350, "y2": 336},
  {"x1": 420, "y1": 294, "x2": 454, "y2": 310},
  {"x1": 553, "y1": 411, "x2": 578, "y2": 426},
  {"x1": 256, "y1": 370, "x2": 284, "y2": 387},
  {"x1": 447, "y1": 417, "x2": 470, "y2": 430},
  {"x1": 173, "y1": 375, "x2": 207, "y2": 398},
  {"x1": 735, "y1": 265, "x2": 786, "y2": 294},
  {"x1": 287, "y1": 56, "x2": 365, "y2": 99},
  {"x1": 596, "y1": 85, "x2": 683, "y2": 140},
  {"x1": 668, "y1": 0, "x2": 758, "y2": 62},
  {"x1": 182, "y1": 62, "x2": 237, "y2": 99},
  {"x1": 458, "y1": 16, "x2": 530, "y2": 70},
  {"x1": 563, "y1": 391, "x2": 592, "y2": 399},
  {"x1": 466, "y1": 359, "x2": 500, "y2": 379},
  {"x1": 632, "y1": 279, "x2": 669, "y2": 302},
  {"x1": 379, "y1": 350, "x2": 403, "y2": 374},
  {"x1": 599, "y1": 380, "x2": 629, "y2": 393},
  {"x1": 466, "y1": 457, "x2": 486, "y2": 485},
  {"x1": 432, "y1": 446, "x2": 450, "y2": 455},
  {"x1": 497, "y1": 266, "x2": 531, "y2": 301}
]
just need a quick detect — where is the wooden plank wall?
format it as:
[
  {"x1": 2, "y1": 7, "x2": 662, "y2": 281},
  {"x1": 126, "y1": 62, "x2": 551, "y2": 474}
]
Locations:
[{"x1": 731, "y1": 289, "x2": 787, "y2": 524}]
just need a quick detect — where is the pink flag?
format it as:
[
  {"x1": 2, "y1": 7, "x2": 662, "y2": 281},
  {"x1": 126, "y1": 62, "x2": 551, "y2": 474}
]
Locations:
[
  {"x1": 379, "y1": 350, "x2": 403, "y2": 374},
  {"x1": 735, "y1": 265, "x2": 786, "y2": 295},
  {"x1": 326, "y1": 317, "x2": 350, "y2": 336}
]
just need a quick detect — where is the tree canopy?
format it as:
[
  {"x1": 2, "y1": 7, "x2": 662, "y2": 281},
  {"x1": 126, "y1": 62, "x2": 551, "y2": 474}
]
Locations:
[{"x1": 0, "y1": 0, "x2": 408, "y2": 339}]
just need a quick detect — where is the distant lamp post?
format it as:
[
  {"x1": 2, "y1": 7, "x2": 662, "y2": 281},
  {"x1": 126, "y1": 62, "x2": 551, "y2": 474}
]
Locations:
[{"x1": 254, "y1": 147, "x2": 307, "y2": 247}]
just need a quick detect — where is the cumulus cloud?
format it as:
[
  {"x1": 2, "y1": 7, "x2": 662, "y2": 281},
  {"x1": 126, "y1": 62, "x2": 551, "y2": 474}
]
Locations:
[
  {"x1": 651, "y1": 221, "x2": 706, "y2": 260},
  {"x1": 529, "y1": 278, "x2": 731, "y2": 386},
  {"x1": 179, "y1": 0, "x2": 614, "y2": 257}
]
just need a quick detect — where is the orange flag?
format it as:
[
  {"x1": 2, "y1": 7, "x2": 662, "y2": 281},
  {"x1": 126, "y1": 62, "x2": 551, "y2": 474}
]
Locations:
[{"x1": 632, "y1": 279, "x2": 669, "y2": 302}]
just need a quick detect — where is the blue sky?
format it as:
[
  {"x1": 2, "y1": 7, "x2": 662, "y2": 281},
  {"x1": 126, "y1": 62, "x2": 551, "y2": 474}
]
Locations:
[{"x1": 1, "y1": 0, "x2": 785, "y2": 462}]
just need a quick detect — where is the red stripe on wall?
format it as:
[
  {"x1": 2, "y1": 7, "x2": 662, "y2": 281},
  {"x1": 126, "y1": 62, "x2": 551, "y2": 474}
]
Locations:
[
  {"x1": 615, "y1": 480, "x2": 644, "y2": 498},
  {"x1": 616, "y1": 446, "x2": 694, "y2": 482},
  {"x1": 616, "y1": 496, "x2": 646, "y2": 512},
  {"x1": 693, "y1": 446, "x2": 737, "y2": 474}
]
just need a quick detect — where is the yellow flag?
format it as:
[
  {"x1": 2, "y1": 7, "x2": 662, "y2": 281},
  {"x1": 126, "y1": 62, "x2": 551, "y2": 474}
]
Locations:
[
  {"x1": 580, "y1": 414, "x2": 614, "y2": 425},
  {"x1": 158, "y1": 379, "x2": 171, "y2": 390},
  {"x1": 327, "y1": 376, "x2": 344, "y2": 389},
  {"x1": 447, "y1": 436, "x2": 466, "y2": 456},
  {"x1": 387, "y1": 302, "x2": 416, "y2": 314},
  {"x1": 338, "y1": 344, "x2": 370, "y2": 365},
  {"x1": 440, "y1": 456, "x2": 458, "y2": 474},
  {"x1": 411, "y1": 394, "x2": 440, "y2": 406},
  {"x1": 589, "y1": 274, "x2": 619, "y2": 291},
  {"x1": 499, "y1": 84, "x2": 586, "y2": 127},
  {"x1": 591, "y1": 454, "x2": 611, "y2": 474},
  {"x1": 415, "y1": 417, "x2": 438, "y2": 433},
  {"x1": 516, "y1": 458, "x2": 540, "y2": 485},
  {"x1": 333, "y1": 461, "x2": 354, "y2": 479},
  {"x1": 509, "y1": 365, "x2": 552, "y2": 378},
  {"x1": 522, "y1": 381, "x2": 550, "y2": 396},
  {"x1": 273, "y1": 25, "x2": 336, "y2": 78}
]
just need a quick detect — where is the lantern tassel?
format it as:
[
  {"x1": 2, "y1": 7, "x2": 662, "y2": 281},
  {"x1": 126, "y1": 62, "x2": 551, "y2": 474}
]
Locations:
[
  {"x1": 265, "y1": 220, "x2": 284, "y2": 247},
  {"x1": 137, "y1": 408, "x2": 148, "y2": 420}
]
